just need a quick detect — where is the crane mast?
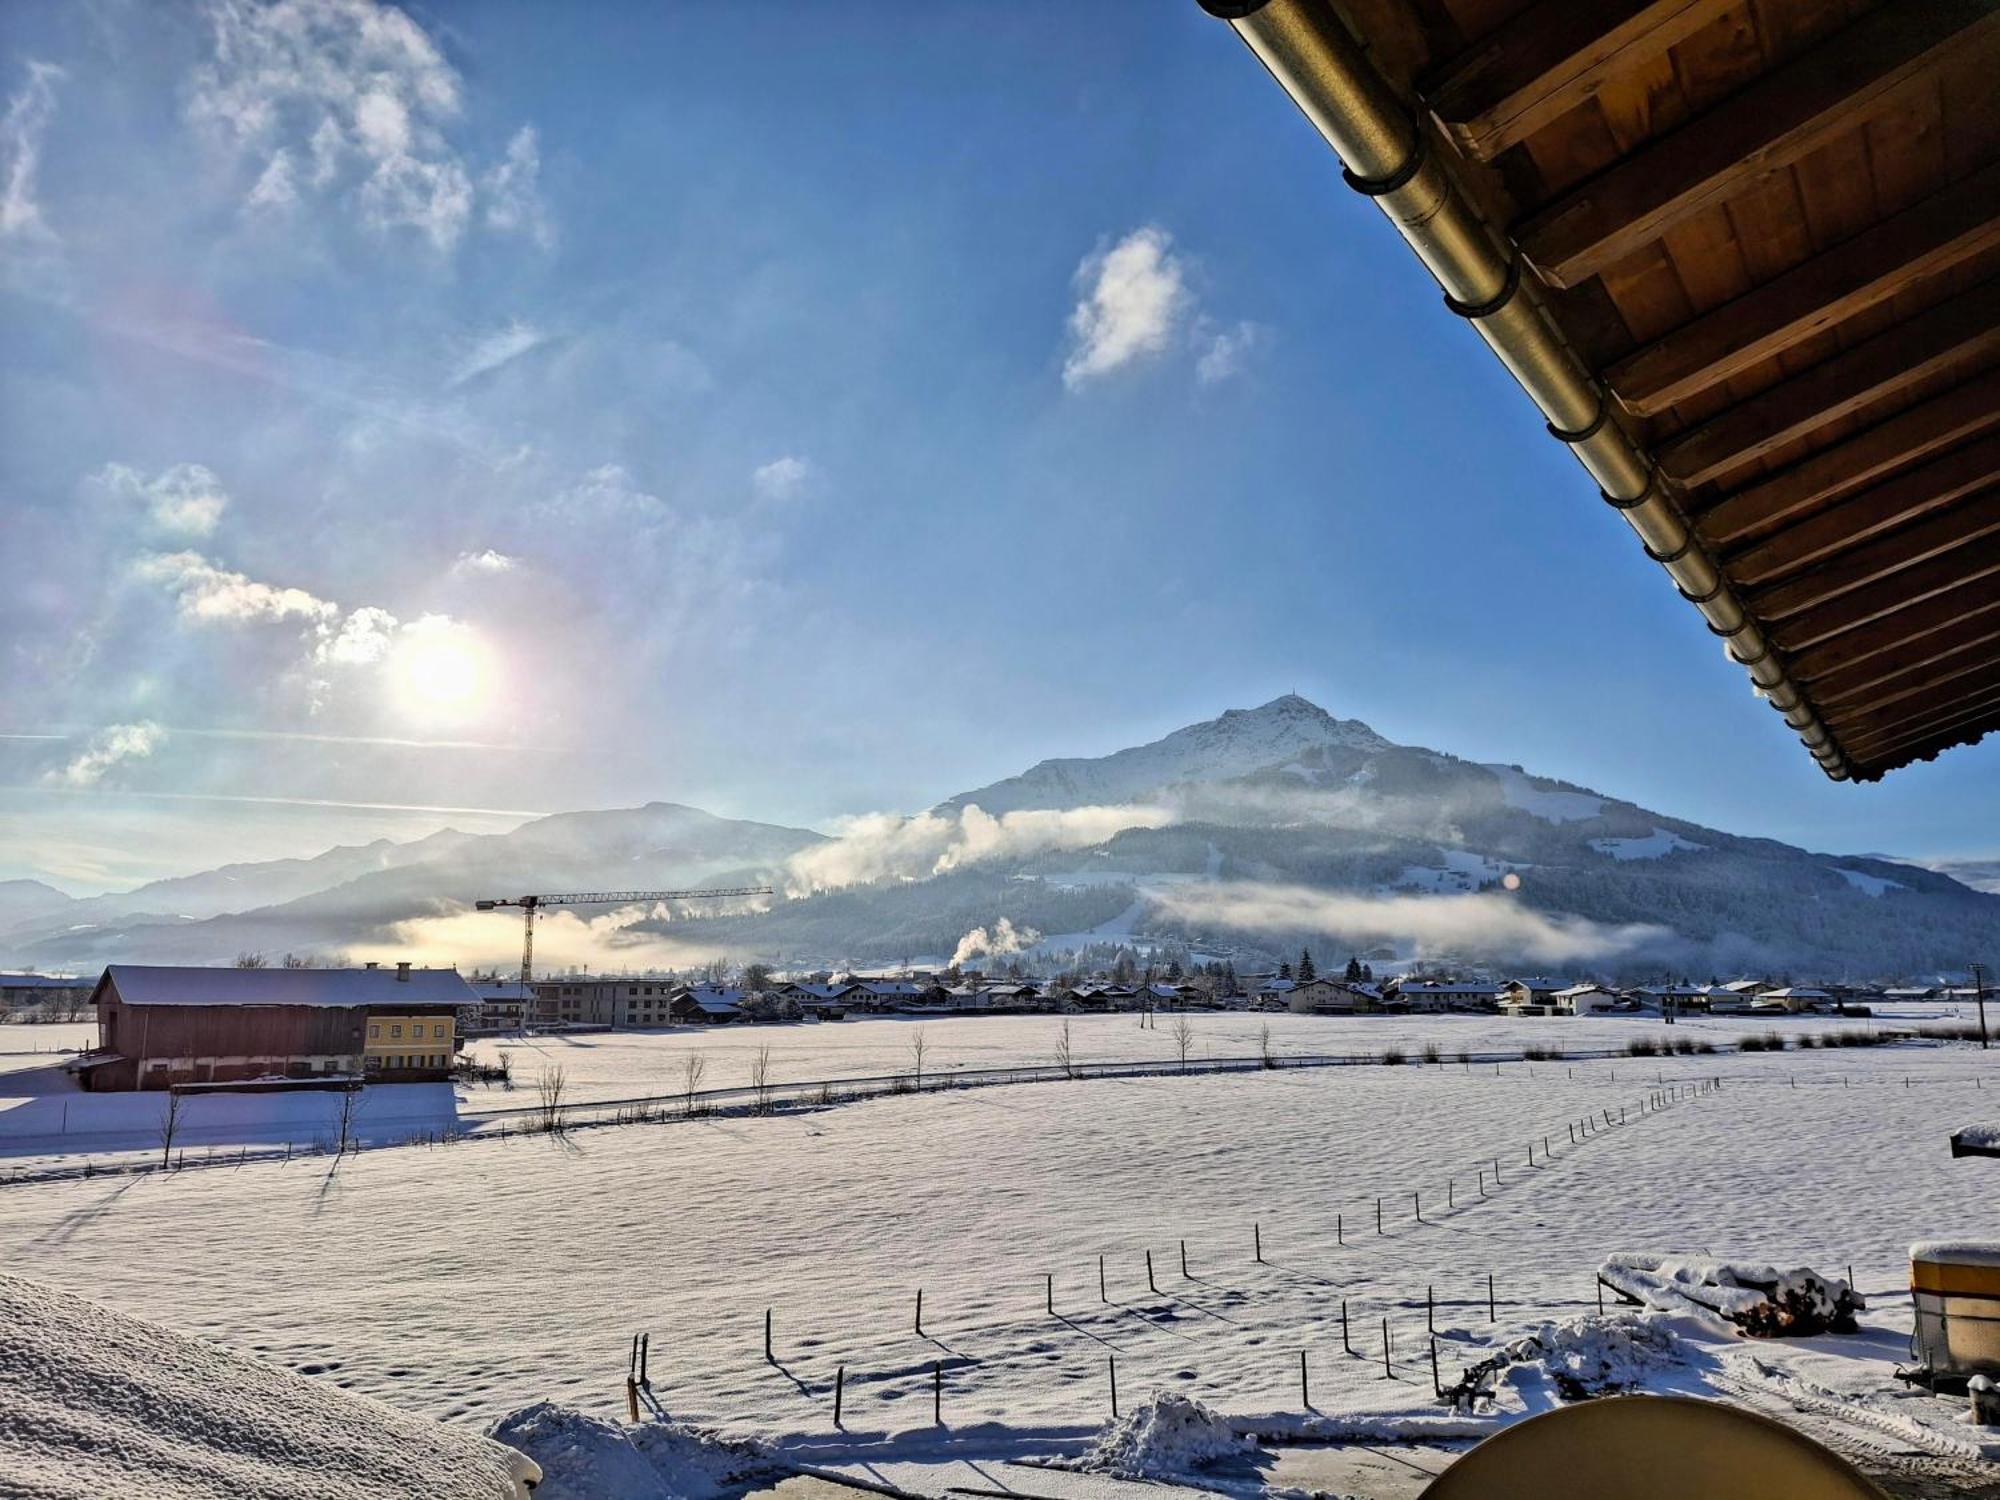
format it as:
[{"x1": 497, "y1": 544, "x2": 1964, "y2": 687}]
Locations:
[{"x1": 474, "y1": 887, "x2": 772, "y2": 993}]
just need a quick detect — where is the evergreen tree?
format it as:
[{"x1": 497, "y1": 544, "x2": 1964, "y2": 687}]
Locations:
[
  {"x1": 1344, "y1": 954, "x2": 1363, "y2": 982},
  {"x1": 1278, "y1": 961, "x2": 1293, "y2": 980},
  {"x1": 1298, "y1": 948, "x2": 1317, "y2": 982}
]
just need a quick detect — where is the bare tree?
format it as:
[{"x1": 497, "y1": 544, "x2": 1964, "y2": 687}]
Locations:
[
  {"x1": 334, "y1": 1086, "x2": 361, "y2": 1155},
  {"x1": 909, "y1": 1024, "x2": 929, "y2": 1089},
  {"x1": 681, "y1": 1053, "x2": 708, "y2": 1116},
  {"x1": 536, "y1": 1065, "x2": 568, "y2": 1134},
  {"x1": 1172, "y1": 1012, "x2": 1194, "y2": 1074},
  {"x1": 703, "y1": 955, "x2": 733, "y2": 986},
  {"x1": 749, "y1": 1043, "x2": 773, "y2": 1114},
  {"x1": 1259, "y1": 1021, "x2": 1275, "y2": 1070},
  {"x1": 158, "y1": 1089, "x2": 185, "y2": 1168},
  {"x1": 234, "y1": 951, "x2": 267, "y2": 969},
  {"x1": 1053, "y1": 1019, "x2": 1075, "y2": 1079}
]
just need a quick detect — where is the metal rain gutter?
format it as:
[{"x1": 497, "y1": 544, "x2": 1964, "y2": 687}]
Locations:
[{"x1": 1198, "y1": 0, "x2": 1847, "y2": 779}]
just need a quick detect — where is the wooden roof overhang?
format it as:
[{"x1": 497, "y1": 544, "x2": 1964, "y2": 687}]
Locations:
[{"x1": 1202, "y1": 0, "x2": 2000, "y2": 781}]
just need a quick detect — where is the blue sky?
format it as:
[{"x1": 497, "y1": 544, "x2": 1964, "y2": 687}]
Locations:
[{"x1": 2, "y1": 0, "x2": 1994, "y2": 894}]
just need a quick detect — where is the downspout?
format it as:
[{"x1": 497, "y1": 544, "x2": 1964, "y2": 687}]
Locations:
[{"x1": 1198, "y1": 0, "x2": 1847, "y2": 779}]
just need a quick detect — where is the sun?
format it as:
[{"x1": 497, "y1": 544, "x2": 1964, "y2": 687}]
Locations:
[{"x1": 390, "y1": 620, "x2": 492, "y2": 720}]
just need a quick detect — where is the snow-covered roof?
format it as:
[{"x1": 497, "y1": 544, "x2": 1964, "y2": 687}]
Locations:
[
  {"x1": 0, "y1": 1271, "x2": 538, "y2": 1498},
  {"x1": 1397, "y1": 983, "x2": 1497, "y2": 996},
  {"x1": 1759, "y1": 987, "x2": 1830, "y2": 999},
  {"x1": 100, "y1": 964, "x2": 476, "y2": 1009},
  {"x1": 1910, "y1": 1239, "x2": 2000, "y2": 1268},
  {"x1": 1554, "y1": 983, "x2": 1607, "y2": 999}
]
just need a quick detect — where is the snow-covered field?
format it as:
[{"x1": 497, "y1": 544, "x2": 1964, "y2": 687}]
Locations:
[
  {"x1": 460, "y1": 1005, "x2": 1984, "y2": 1107},
  {"x1": 0, "y1": 1032, "x2": 1993, "y2": 1493}
]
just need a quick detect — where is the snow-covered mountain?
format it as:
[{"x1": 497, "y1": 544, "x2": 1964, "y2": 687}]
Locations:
[
  {"x1": 6, "y1": 697, "x2": 1997, "y2": 977},
  {"x1": 941, "y1": 696, "x2": 1393, "y2": 814}
]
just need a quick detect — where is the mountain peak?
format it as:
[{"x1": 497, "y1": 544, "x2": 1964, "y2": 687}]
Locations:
[{"x1": 941, "y1": 696, "x2": 1396, "y2": 814}]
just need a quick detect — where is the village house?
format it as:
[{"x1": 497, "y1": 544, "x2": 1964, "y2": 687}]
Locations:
[
  {"x1": 1552, "y1": 983, "x2": 1618, "y2": 1016},
  {"x1": 1498, "y1": 978, "x2": 1568, "y2": 1015},
  {"x1": 1755, "y1": 986, "x2": 1833, "y2": 1013},
  {"x1": 1286, "y1": 979, "x2": 1380, "y2": 1015},
  {"x1": 74, "y1": 962, "x2": 473, "y2": 1091},
  {"x1": 1390, "y1": 981, "x2": 1497, "y2": 1012},
  {"x1": 666, "y1": 987, "x2": 743, "y2": 1023},
  {"x1": 1628, "y1": 985, "x2": 1712, "y2": 1015}
]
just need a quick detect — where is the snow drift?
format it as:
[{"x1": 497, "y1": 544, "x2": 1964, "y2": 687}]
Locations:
[
  {"x1": 1076, "y1": 1392, "x2": 1251, "y2": 1477},
  {"x1": 0, "y1": 1271, "x2": 539, "y2": 1499},
  {"x1": 488, "y1": 1401, "x2": 774, "y2": 1500}
]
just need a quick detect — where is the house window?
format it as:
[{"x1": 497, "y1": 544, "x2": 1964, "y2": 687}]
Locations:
[
  {"x1": 433, "y1": 1024, "x2": 446, "y2": 1038},
  {"x1": 389, "y1": 1024, "x2": 402, "y2": 1038},
  {"x1": 368, "y1": 1024, "x2": 380, "y2": 1039}
]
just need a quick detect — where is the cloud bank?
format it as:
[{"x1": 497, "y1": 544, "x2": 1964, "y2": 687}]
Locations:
[
  {"x1": 1149, "y1": 882, "x2": 1672, "y2": 965},
  {"x1": 786, "y1": 802, "x2": 1175, "y2": 894},
  {"x1": 50, "y1": 722, "x2": 166, "y2": 788}
]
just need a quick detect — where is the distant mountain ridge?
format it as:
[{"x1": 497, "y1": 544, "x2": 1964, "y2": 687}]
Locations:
[{"x1": 5, "y1": 697, "x2": 1996, "y2": 977}]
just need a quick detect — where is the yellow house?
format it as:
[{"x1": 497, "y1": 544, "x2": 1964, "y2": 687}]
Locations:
[{"x1": 363, "y1": 1012, "x2": 456, "y2": 1079}]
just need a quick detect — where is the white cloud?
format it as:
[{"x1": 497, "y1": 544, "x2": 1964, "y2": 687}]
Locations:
[
  {"x1": 135, "y1": 550, "x2": 338, "y2": 624},
  {"x1": 751, "y1": 455, "x2": 811, "y2": 502},
  {"x1": 315, "y1": 604, "x2": 399, "y2": 665},
  {"x1": 449, "y1": 319, "x2": 547, "y2": 387},
  {"x1": 187, "y1": 0, "x2": 541, "y2": 253},
  {"x1": 1149, "y1": 882, "x2": 1672, "y2": 965},
  {"x1": 378, "y1": 905, "x2": 741, "y2": 976},
  {"x1": 93, "y1": 462, "x2": 231, "y2": 536},
  {"x1": 451, "y1": 548, "x2": 518, "y2": 576},
  {"x1": 1196, "y1": 319, "x2": 1263, "y2": 385},
  {"x1": 1, "y1": 60, "x2": 63, "y2": 242},
  {"x1": 1062, "y1": 226, "x2": 1191, "y2": 389},
  {"x1": 50, "y1": 722, "x2": 165, "y2": 788},
  {"x1": 482, "y1": 126, "x2": 551, "y2": 246},
  {"x1": 787, "y1": 802, "x2": 1175, "y2": 895}
]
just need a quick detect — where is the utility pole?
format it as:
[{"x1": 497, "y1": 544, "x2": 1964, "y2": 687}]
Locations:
[{"x1": 1974, "y1": 962, "x2": 1989, "y2": 1050}]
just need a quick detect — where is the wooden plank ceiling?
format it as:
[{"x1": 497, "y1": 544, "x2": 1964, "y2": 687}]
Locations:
[{"x1": 1346, "y1": 0, "x2": 2000, "y2": 779}]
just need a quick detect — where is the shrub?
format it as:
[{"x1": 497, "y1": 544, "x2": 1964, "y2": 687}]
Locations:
[
  {"x1": 1381, "y1": 1046, "x2": 1407, "y2": 1066},
  {"x1": 1625, "y1": 1038, "x2": 1659, "y2": 1057},
  {"x1": 1694, "y1": 1041, "x2": 1715, "y2": 1054},
  {"x1": 1421, "y1": 1042, "x2": 1441, "y2": 1064}
]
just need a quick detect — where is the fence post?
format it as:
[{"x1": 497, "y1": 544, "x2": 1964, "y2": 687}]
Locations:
[
  {"x1": 1342, "y1": 1299, "x2": 1352, "y2": 1354},
  {"x1": 1099, "y1": 1254, "x2": 1107, "y2": 1302},
  {"x1": 1376, "y1": 1198, "x2": 1383, "y2": 1235},
  {"x1": 1382, "y1": 1318, "x2": 1392, "y2": 1379},
  {"x1": 1047, "y1": 1272, "x2": 1054, "y2": 1315},
  {"x1": 1146, "y1": 1250, "x2": 1158, "y2": 1295},
  {"x1": 765, "y1": 1308, "x2": 773, "y2": 1363},
  {"x1": 1337, "y1": 1212, "x2": 1344, "y2": 1245},
  {"x1": 1488, "y1": 1272, "x2": 1495, "y2": 1322},
  {"x1": 1427, "y1": 1285, "x2": 1435, "y2": 1333},
  {"x1": 1254, "y1": 1222, "x2": 1263, "y2": 1263},
  {"x1": 1109, "y1": 1354, "x2": 1118, "y2": 1418},
  {"x1": 1300, "y1": 1349, "x2": 1310, "y2": 1408},
  {"x1": 639, "y1": 1333, "x2": 649, "y2": 1387},
  {"x1": 1430, "y1": 1336, "x2": 1442, "y2": 1398},
  {"x1": 916, "y1": 1287, "x2": 925, "y2": 1336},
  {"x1": 1596, "y1": 1278, "x2": 1604, "y2": 1314},
  {"x1": 834, "y1": 1365, "x2": 845, "y2": 1427},
  {"x1": 1181, "y1": 1239, "x2": 1189, "y2": 1279},
  {"x1": 1413, "y1": 1191, "x2": 1422, "y2": 1223}
]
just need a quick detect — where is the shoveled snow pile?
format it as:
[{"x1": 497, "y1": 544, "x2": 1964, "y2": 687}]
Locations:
[
  {"x1": 0, "y1": 1271, "x2": 539, "y2": 1500},
  {"x1": 1445, "y1": 1313, "x2": 1685, "y2": 1408},
  {"x1": 489, "y1": 1401, "x2": 774, "y2": 1500},
  {"x1": 1600, "y1": 1254, "x2": 1862, "y2": 1335},
  {"x1": 1076, "y1": 1392, "x2": 1252, "y2": 1477}
]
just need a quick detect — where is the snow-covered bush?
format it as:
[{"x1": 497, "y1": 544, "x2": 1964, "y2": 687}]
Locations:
[{"x1": 1079, "y1": 1393, "x2": 1251, "y2": 1477}]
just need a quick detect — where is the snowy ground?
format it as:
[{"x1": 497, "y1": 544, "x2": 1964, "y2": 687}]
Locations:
[
  {"x1": 0, "y1": 1007, "x2": 1983, "y2": 1177},
  {"x1": 0, "y1": 1033, "x2": 1994, "y2": 1494}
]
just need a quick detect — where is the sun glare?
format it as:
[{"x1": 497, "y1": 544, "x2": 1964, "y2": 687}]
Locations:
[{"x1": 390, "y1": 622, "x2": 491, "y2": 720}]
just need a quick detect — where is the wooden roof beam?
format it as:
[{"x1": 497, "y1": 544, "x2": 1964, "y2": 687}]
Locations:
[
  {"x1": 1695, "y1": 369, "x2": 2000, "y2": 548},
  {"x1": 1724, "y1": 433, "x2": 2000, "y2": 588},
  {"x1": 1422, "y1": 0, "x2": 1737, "y2": 164},
  {"x1": 1814, "y1": 624, "x2": 2000, "y2": 713},
  {"x1": 1789, "y1": 578, "x2": 2000, "y2": 686},
  {"x1": 1749, "y1": 488, "x2": 2000, "y2": 622},
  {"x1": 1606, "y1": 162, "x2": 2000, "y2": 417},
  {"x1": 1832, "y1": 676, "x2": 2000, "y2": 756},
  {"x1": 1659, "y1": 277, "x2": 2000, "y2": 489},
  {"x1": 1765, "y1": 529, "x2": 2000, "y2": 652},
  {"x1": 1842, "y1": 696, "x2": 2000, "y2": 769},
  {"x1": 1515, "y1": 0, "x2": 2000, "y2": 289}
]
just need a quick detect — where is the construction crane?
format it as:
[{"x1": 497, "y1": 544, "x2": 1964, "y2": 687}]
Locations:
[{"x1": 475, "y1": 888, "x2": 772, "y2": 991}]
